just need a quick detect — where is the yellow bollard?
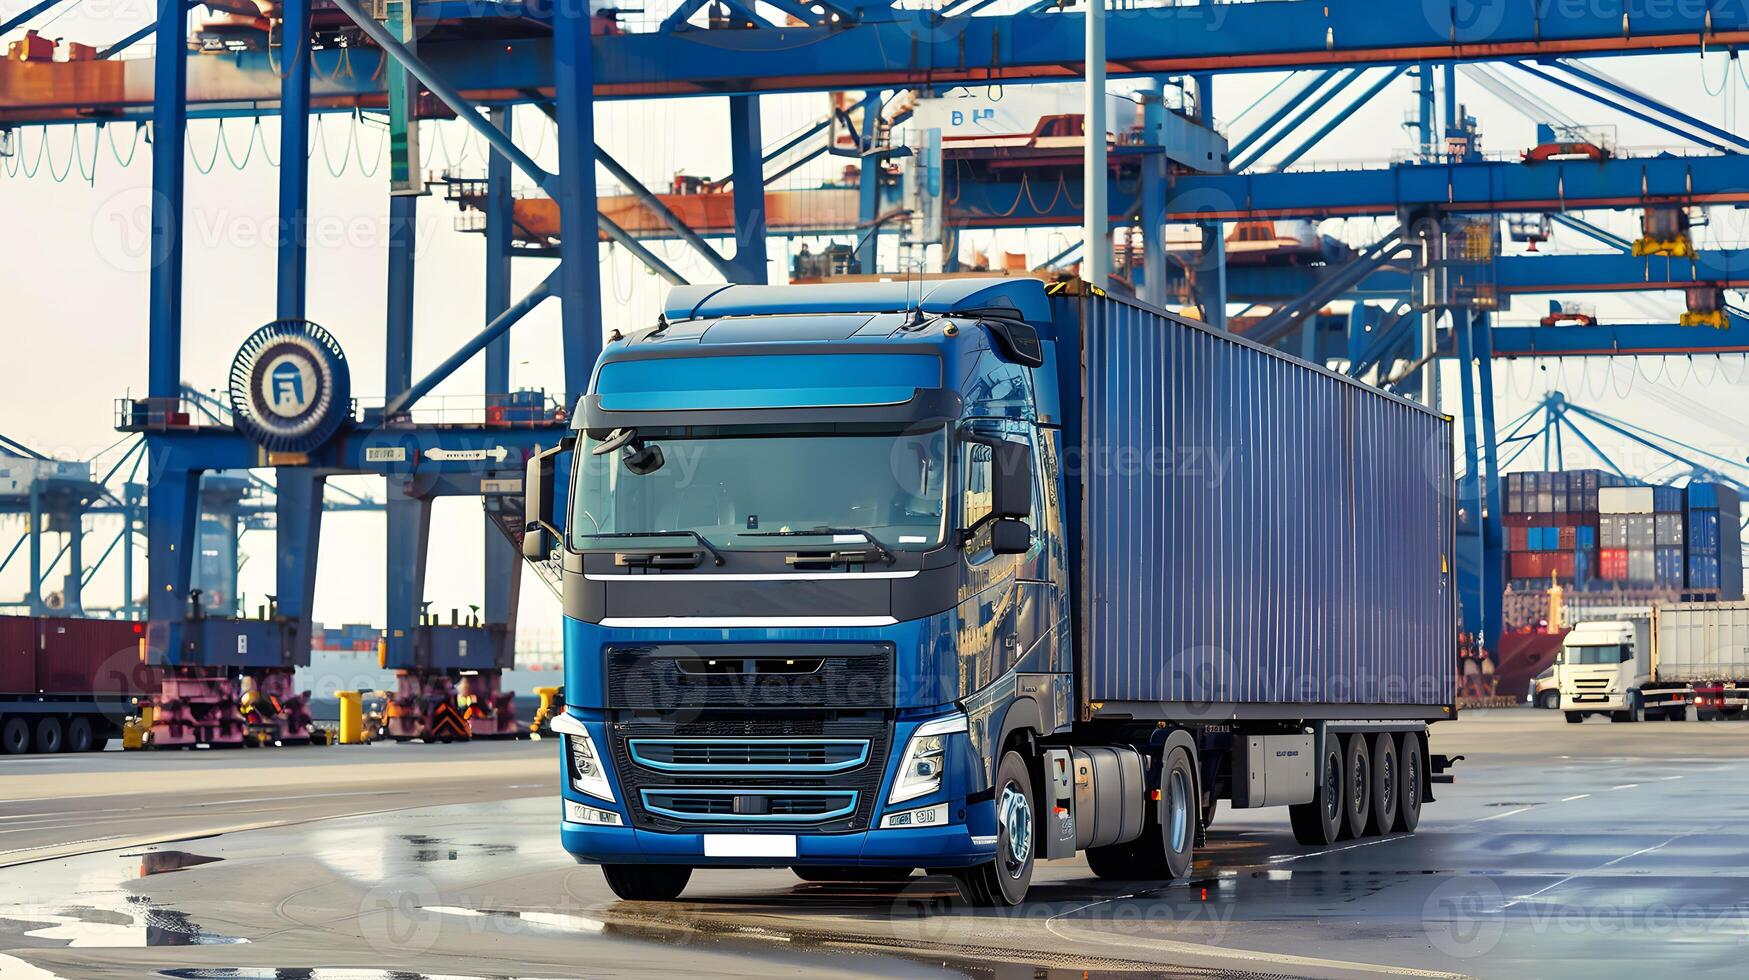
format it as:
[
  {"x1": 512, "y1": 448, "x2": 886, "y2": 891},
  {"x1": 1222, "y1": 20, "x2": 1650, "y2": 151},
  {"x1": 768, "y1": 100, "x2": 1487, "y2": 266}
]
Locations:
[
  {"x1": 123, "y1": 705, "x2": 155, "y2": 750},
  {"x1": 531, "y1": 686, "x2": 562, "y2": 736},
  {"x1": 338, "y1": 690, "x2": 366, "y2": 745}
]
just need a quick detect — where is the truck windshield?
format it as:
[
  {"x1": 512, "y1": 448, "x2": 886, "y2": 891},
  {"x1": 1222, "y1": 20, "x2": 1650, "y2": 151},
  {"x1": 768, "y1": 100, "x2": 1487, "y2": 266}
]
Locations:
[
  {"x1": 570, "y1": 427, "x2": 949, "y2": 552},
  {"x1": 1559, "y1": 644, "x2": 1631, "y2": 665}
]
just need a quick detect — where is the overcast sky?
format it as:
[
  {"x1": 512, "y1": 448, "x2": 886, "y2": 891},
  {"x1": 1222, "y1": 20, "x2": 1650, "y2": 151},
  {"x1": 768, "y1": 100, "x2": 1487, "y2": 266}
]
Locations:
[{"x1": 4, "y1": 5, "x2": 1749, "y2": 634}]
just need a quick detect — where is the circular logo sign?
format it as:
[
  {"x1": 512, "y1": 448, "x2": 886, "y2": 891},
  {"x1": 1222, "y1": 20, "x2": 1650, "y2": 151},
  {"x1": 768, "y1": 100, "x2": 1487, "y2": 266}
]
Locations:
[{"x1": 229, "y1": 320, "x2": 351, "y2": 453}]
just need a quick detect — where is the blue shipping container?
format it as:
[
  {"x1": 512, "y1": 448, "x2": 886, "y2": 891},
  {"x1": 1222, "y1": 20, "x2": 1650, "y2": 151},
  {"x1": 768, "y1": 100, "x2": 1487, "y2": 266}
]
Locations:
[{"x1": 1058, "y1": 286, "x2": 1456, "y2": 711}]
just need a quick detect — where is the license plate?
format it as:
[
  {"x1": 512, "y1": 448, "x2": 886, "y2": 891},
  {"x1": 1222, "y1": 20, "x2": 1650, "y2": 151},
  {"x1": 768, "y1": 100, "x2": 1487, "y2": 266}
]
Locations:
[{"x1": 703, "y1": 834, "x2": 797, "y2": 858}]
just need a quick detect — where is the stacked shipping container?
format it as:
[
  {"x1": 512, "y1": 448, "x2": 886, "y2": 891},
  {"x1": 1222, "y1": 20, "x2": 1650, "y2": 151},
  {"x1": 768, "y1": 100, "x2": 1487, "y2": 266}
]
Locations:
[
  {"x1": 1502, "y1": 469, "x2": 1623, "y2": 588},
  {"x1": 1597, "y1": 485, "x2": 1687, "y2": 589},
  {"x1": 1502, "y1": 472, "x2": 1744, "y2": 601},
  {"x1": 1686, "y1": 483, "x2": 1745, "y2": 599}
]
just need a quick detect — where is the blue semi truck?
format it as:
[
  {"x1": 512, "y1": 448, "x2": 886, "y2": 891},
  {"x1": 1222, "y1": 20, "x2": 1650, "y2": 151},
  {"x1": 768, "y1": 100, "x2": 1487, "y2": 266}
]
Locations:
[{"x1": 522, "y1": 278, "x2": 1457, "y2": 905}]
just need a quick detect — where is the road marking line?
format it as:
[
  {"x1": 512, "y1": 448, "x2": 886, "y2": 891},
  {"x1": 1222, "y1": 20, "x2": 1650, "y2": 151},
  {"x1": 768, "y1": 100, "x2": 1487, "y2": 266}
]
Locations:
[
  {"x1": 1610, "y1": 784, "x2": 1639, "y2": 790},
  {"x1": 1500, "y1": 833, "x2": 1685, "y2": 910},
  {"x1": 1266, "y1": 834, "x2": 1410, "y2": 864},
  {"x1": 1473, "y1": 807, "x2": 1534, "y2": 822},
  {"x1": 1560, "y1": 794, "x2": 1590, "y2": 802},
  {"x1": 1046, "y1": 898, "x2": 1467, "y2": 978}
]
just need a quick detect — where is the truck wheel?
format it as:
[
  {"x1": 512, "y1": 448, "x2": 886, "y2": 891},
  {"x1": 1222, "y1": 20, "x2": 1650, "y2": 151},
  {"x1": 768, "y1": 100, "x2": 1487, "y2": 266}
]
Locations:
[
  {"x1": 952, "y1": 751, "x2": 1036, "y2": 906},
  {"x1": 1157, "y1": 746, "x2": 1198, "y2": 879},
  {"x1": 1367, "y1": 732, "x2": 1399, "y2": 836},
  {"x1": 793, "y1": 867, "x2": 913, "y2": 883},
  {"x1": 1394, "y1": 732, "x2": 1423, "y2": 833},
  {"x1": 1340, "y1": 734, "x2": 1372, "y2": 840},
  {"x1": 600, "y1": 864, "x2": 691, "y2": 901},
  {"x1": 65, "y1": 717, "x2": 94, "y2": 754},
  {"x1": 33, "y1": 717, "x2": 64, "y2": 754},
  {"x1": 1536, "y1": 691, "x2": 1559, "y2": 710},
  {"x1": 1, "y1": 717, "x2": 28, "y2": 755},
  {"x1": 1563, "y1": 712, "x2": 1584, "y2": 724},
  {"x1": 1289, "y1": 737, "x2": 1344, "y2": 846}
]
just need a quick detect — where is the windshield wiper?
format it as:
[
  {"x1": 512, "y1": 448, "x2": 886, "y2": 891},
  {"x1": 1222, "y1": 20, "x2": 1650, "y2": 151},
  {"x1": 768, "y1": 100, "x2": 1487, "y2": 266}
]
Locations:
[
  {"x1": 575, "y1": 530, "x2": 726, "y2": 567},
  {"x1": 739, "y1": 526, "x2": 897, "y2": 566}
]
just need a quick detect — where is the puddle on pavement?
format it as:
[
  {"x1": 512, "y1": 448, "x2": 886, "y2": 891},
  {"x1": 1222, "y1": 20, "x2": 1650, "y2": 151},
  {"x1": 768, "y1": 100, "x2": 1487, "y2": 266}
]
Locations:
[{"x1": 0, "y1": 846, "x2": 245, "y2": 949}]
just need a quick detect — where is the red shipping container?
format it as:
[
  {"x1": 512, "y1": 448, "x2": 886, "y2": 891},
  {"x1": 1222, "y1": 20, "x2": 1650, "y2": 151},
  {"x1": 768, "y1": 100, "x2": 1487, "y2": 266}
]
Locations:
[
  {"x1": 1509, "y1": 552, "x2": 1576, "y2": 580},
  {"x1": 34, "y1": 618, "x2": 156, "y2": 696},
  {"x1": 1508, "y1": 526, "x2": 1529, "y2": 551},
  {"x1": 1558, "y1": 526, "x2": 1578, "y2": 550},
  {"x1": 0, "y1": 615, "x2": 37, "y2": 694},
  {"x1": 1599, "y1": 548, "x2": 1629, "y2": 581}
]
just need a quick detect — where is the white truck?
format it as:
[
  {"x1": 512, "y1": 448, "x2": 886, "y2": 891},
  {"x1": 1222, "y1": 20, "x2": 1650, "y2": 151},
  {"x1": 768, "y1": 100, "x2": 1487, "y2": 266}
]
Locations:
[{"x1": 1559, "y1": 601, "x2": 1749, "y2": 723}]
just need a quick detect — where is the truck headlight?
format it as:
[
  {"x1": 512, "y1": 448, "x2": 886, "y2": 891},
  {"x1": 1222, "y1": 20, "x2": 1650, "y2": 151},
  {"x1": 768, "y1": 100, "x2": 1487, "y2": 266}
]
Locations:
[
  {"x1": 889, "y1": 712, "x2": 966, "y2": 805},
  {"x1": 552, "y1": 714, "x2": 615, "y2": 802}
]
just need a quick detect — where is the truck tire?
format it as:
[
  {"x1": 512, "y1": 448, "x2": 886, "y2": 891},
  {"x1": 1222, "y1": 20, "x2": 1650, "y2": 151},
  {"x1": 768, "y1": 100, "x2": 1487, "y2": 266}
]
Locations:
[
  {"x1": 1536, "y1": 690, "x2": 1559, "y2": 710},
  {"x1": 65, "y1": 717, "x2": 94, "y2": 754},
  {"x1": 793, "y1": 867, "x2": 913, "y2": 883},
  {"x1": 1563, "y1": 711, "x2": 1584, "y2": 724},
  {"x1": 600, "y1": 864, "x2": 691, "y2": 901},
  {"x1": 952, "y1": 751, "x2": 1036, "y2": 906},
  {"x1": 33, "y1": 716, "x2": 64, "y2": 754},
  {"x1": 1394, "y1": 732, "x2": 1423, "y2": 833},
  {"x1": 1340, "y1": 734, "x2": 1372, "y2": 840},
  {"x1": 1156, "y1": 746, "x2": 1198, "y2": 880},
  {"x1": 1367, "y1": 732, "x2": 1399, "y2": 836},
  {"x1": 1, "y1": 717, "x2": 28, "y2": 755},
  {"x1": 1288, "y1": 737, "x2": 1344, "y2": 846}
]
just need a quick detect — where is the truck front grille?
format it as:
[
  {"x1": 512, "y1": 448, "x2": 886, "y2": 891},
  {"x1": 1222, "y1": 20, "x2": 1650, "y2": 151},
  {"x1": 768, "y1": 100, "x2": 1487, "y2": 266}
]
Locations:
[
  {"x1": 610, "y1": 717, "x2": 889, "y2": 834},
  {"x1": 605, "y1": 643, "x2": 894, "y2": 709},
  {"x1": 627, "y1": 737, "x2": 869, "y2": 773},
  {"x1": 641, "y1": 789, "x2": 860, "y2": 822}
]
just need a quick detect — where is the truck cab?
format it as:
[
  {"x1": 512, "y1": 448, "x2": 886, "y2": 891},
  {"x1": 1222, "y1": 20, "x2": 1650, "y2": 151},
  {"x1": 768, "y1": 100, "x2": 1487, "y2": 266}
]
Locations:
[
  {"x1": 1557, "y1": 619, "x2": 1651, "y2": 723},
  {"x1": 523, "y1": 279, "x2": 1071, "y2": 903}
]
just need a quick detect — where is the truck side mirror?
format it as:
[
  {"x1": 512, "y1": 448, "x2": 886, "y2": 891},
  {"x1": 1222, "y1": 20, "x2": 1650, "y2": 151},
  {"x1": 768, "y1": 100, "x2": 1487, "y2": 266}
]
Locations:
[
  {"x1": 990, "y1": 517, "x2": 1031, "y2": 555},
  {"x1": 990, "y1": 439, "x2": 1033, "y2": 519},
  {"x1": 522, "y1": 442, "x2": 568, "y2": 560}
]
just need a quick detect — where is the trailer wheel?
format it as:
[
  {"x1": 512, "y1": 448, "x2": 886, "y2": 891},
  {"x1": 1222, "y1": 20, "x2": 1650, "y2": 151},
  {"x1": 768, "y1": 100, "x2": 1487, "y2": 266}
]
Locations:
[
  {"x1": 1340, "y1": 734, "x2": 1372, "y2": 840},
  {"x1": 952, "y1": 751, "x2": 1036, "y2": 906},
  {"x1": 1394, "y1": 732, "x2": 1423, "y2": 833},
  {"x1": 65, "y1": 717, "x2": 94, "y2": 754},
  {"x1": 0, "y1": 717, "x2": 28, "y2": 755},
  {"x1": 33, "y1": 716, "x2": 65, "y2": 754},
  {"x1": 600, "y1": 864, "x2": 691, "y2": 901},
  {"x1": 1289, "y1": 736, "x2": 1344, "y2": 845},
  {"x1": 1563, "y1": 711, "x2": 1584, "y2": 724},
  {"x1": 1367, "y1": 732, "x2": 1399, "y2": 836}
]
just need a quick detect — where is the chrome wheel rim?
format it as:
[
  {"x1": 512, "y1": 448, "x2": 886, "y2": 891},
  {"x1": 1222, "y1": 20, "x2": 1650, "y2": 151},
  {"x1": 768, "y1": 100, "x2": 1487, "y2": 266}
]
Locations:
[
  {"x1": 1323, "y1": 754, "x2": 1341, "y2": 822},
  {"x1": 998, "y1": 780, "x2": 1032, "y2": 878},
  {"x1": 1167, "y1": 767, "x2": 1191, "y2": 854}
]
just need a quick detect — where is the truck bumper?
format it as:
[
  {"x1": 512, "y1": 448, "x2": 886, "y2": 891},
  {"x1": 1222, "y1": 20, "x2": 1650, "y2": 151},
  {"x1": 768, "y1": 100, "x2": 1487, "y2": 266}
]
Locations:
[
  {"x1": 1561, "y1": 693, "x2": 1626, "y2": 711},
  {"x1": 560, "y1": 797, "x2": 996, "y2": 869}
]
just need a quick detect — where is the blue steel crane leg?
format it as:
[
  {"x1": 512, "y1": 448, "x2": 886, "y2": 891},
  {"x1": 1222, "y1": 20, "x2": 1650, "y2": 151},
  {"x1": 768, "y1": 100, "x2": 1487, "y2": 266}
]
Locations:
[
  {"x1": 385, "y1": 195, "x2": 417, "y2": 417},
  {"x1": 1138, "y1": 81, "x2": 1167, "y2": 307},
  {"x1": 1453, "y1": 306, "x2": 1482, "y2": 640},
  {"x1": 27, "y1": 485, "x2": 42, "y2": 616},
  {"x1": 1194, "y1": 74, "x2": 1226, "y2": 330},
  {"x1": 65, "y1": 513, "x2": 83, "y2": 615},
  {"x1": 553, "y1": 0, "x2": 604, "y2": 404},
  {"x1": 277, "y1": 0, "x2": 311, "y2": 321},
  {"x1": 274, "y1": 469, "x2": 325, "y2": 666},
  {"x1": 484, "y1": 105, "x2": 521, "y2": 633},
  {"x1": 1473, "y1": 311, "x2": 1502, "y2": 652},
  {"x1": 729, "y1": 95, "x2": 770, "y2": 284},
  {"x1": 146, "y1": 464, "x2": 199, "y2": 664},
  {"x1": 856, "y1": 90, "x2": 883, "y2": 275},
  {"x1": 384, "y1": 482, "x2": 432, "y2": 671},
  {"x1": 148, "y1": 0, "x2": 187, "y2": 400}
]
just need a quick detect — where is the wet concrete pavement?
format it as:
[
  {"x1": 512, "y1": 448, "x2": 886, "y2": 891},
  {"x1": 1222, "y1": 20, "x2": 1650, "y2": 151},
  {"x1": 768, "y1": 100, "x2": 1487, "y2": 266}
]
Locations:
[{"x1": 2, "y1": 711, "x2": 1746, "y2": 978}]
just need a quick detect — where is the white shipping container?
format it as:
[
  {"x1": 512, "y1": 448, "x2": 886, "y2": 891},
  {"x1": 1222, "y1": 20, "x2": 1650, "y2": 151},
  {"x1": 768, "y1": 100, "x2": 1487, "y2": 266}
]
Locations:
[
  {"x1": 1654, "y1": 601, "x2": 1749, "y2": 682},
  {"x1": 1599, "y1": 486, "x2": 1656, "y2": 514}
]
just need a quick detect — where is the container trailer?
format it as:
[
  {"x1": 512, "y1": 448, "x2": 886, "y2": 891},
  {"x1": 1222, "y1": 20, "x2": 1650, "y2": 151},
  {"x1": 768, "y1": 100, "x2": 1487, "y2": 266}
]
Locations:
[
  {"x1": 522, "y1": 278, "x2": 1459, "y2": 905},
  {"x1": 1558, "y1": 601, "x2": 1749, "y2": 721},
  {"x1": 0, "y1": 615, "x2": 156, "y2": 753}
]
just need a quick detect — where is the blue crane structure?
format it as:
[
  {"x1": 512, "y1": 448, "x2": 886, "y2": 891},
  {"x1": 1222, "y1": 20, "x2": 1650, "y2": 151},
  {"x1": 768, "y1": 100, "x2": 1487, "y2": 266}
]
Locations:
[{"x1": 4, "y1": 0, "x2": 1749, "y2": 725}]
